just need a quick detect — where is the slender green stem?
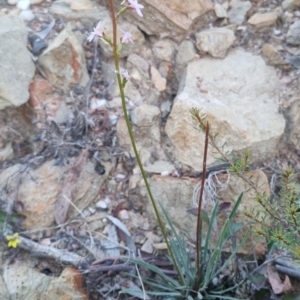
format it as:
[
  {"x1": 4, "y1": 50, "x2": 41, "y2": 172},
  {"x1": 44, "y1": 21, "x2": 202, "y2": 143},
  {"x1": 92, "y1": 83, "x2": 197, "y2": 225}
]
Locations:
[
  {"x1": 106, "y1": 0, "x2": 184, "y2": 286},
  {"x1": 195, "y1": 122, "x2": 209, "y2": 290}
]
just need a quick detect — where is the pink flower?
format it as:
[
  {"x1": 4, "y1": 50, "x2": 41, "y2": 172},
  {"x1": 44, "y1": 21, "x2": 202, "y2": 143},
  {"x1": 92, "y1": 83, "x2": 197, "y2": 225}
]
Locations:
[
  {"x1": 121, "y1": 70, "x2": 130, "y2": 80},
  {"x1": 87, "y1": 21, "x2": 104, "y2": 42},
  {"x1": 127, "y1": 0, "x2": 144, "y2": 17},
  {"x1": 120, "y1": 29, "x2": 134, "y2": 44}
]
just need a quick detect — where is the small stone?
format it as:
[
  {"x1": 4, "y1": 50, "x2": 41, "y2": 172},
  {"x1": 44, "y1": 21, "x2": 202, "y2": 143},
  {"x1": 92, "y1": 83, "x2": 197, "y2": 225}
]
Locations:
[
  {"x1": 273, "y1": 29, "x2": 281, "y2": 35},
  {"x1": 228, "y1": 0, "x2": 251, "y2": 24},
  {"x1": 160, "y1": 100, "x2": 172, "y2": 118},
  {"x1": 215, "y1": 3, "x2": 227, "y2": 18},
  {"x1": 144, "y1": 160, "x2": 175, "y2": 174},
  {"x1": 261, "y1": 44, "x2": 286, "y2": 66},
  {"x1": 118, "y1": 209, "x2": 129, "y2": 220},
  {"x1": 134, "y1": 234, "x2": 147, "y2": 244},
  {"x1": 287, "y1": 20, "x2": 300, "y2": 45},
  {"x1": 88, "y1": 207, "x2": 96, "y2": 214},
  {"x1": 153, "y1": 39, "x2": 177, "y2": 62},
  {"x1": 282, "y1": 0, "x2": 300, "y2": 10},
  {"x1": 19, "y1": 9, "x2": 34, "y2": 21},
  {"x1": 96, "y1": 200, "x2": 108, "y2": 210},
  {"x1": 161, "y1": 170, "x2": 170, "y2": 176},
  {"x1": 289, "y1": 56, "x2": 300, "y2": 69},
  {"x1": 29, "y1": 34, "x2": 48, "y2": 55},
  {"x1": 152, "y1": 242, "x2": 168, "y2": 250},
  {"x1": 115, "y1": 173, "x2": 126, "y2": 182},
  {"x1": 90, "y1": 98, "x2": 107, "y2": 110},
  {"x1": 248, "y1": 12, "x2": 278, "y2": 29},
  {"x1": 151, "y1": 66, "x2": 166, "y2": 92},
  {"x1": 17, "y1": 0, "x2": 30, "y2": 10},
  {"x1": 176, "y1": 40, "x2": 196, "y2": 66},
  {"x1": 109, "y1": 114, "x2": 118, "y2": 125},
  {"x1": 195, "y1": 28, "x2": 235, "y2": 58}
]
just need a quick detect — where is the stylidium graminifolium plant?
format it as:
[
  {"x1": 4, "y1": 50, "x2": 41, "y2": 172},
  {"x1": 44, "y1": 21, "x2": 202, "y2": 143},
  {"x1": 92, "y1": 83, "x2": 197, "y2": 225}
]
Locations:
[
  {"x1": 87, "y1": 2, "x2": 248, "y2": 299},
  {"x1": 87, "y1": 0, "x2": 184, "y2": 286}
]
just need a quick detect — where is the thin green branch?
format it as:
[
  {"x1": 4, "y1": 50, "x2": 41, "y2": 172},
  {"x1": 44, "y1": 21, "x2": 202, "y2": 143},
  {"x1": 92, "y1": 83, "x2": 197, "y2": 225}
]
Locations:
[{"x1": 106, "y1": 0, "x2": 184, "y2": 286}]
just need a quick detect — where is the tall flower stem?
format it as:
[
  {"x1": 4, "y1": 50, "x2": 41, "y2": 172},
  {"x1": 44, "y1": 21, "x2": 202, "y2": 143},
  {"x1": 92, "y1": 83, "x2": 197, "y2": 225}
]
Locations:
[
  {"x1": 106, "y1": 0, "x2": 184, "y2": 286},
  {"x1": 195, "y1": 122, "x2": 209, "y2": 290}
]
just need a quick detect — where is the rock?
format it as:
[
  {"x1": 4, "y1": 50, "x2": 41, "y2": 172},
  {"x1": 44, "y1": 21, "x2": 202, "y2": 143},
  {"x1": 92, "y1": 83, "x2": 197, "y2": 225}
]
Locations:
[
  {"x1": 19, "y1": 10, "x2": 35, "y2": 21},
  {"x1": 227, "y1": 0, "x2": 252, "y2": 25},
  {"x1": 3, "y1": 258, "x2": 87, "y2": 300},
  {"x1": 0, "y1": 16, "x2": 35, "y2": 109},
  {"x1": 217, "y1": 169, "x2": 270, "y2": 253},
  {"x1": 195, "y1": 27, "x2": 235, "y2": 58},
  {"x1": 0, "y1": 142, "x2": 14, "y2": 162},
  {"x1": 248, "y1": 11, "x2": 278, "y2": 29},
  {"x1": 143, "y1": 175, "x2": 199, "y2": 239},
  {"x1": 165, "y1": 49, "x2": 285, "y2": 171},
  {"x1": 17, "y1": 0, "x2": 30, "y2": 10},
  {"x1": 287, "y1": 20, "x2": 300, "y2": 45},
  {"x1": 282, "y1": 0, "x2": 300, "y2": 10},
  {"x1": 152, "y1": 39, "x2": 177, "y2": 62},
  {"x1": 130, "y1": 104, "x2": 161, "y2": 145},
  {"x1": 289, "y1": 56, "x2": 300, "y2": 69},
  {"x1": 99, "y1": 18, "x2": 145, "y2": 59},
  {"x1": 99, "y1": 0, "x2": 214, "y2": 42},
  {"x1": 144, "y1": 160, "x2": 175, "y2": 174},
  {"x1": 214, "y1": 3, "x2": 228, "y2": 18},
  {"x1": 261, "y1": 43, "x2": 287, "y2": 66},
  {"x1": 29, "y1": 76, "x2": 67, "y2": 125},
  {"x1": 160, "y1": 100, "x2": 172, "y2": 118},
  {"x1": 29, "y1": 34, "x2": 48, "y2": 55},
  {"x1": 176, "y1": 40, "x2": 196, "y2": 66},
  {"x1": 118, "y1": 209, "x2": 129, "y2": 220},
  {"x1": 143, "y1": 170, "x2": 269, "y2": 253},
  {"x1": 95, "y1": 199, "x2": 108, "y2": 209},
  {"x1": 0, "y1": 159, "x2": 111, "y2": 230},
  {"x1": 50, "y1": 0, "x2": 109, "y2": 25},
  {"x1": 141, "y1": 232, "x2": 161, "y2": 253},
  {"x1": 117, "y1": 105, "x2": 161, "y2": 159},
  {"x1": 150, "y1": 66, "x2": 166, "y2": 92},
  {"x1": 123, "y1": 81, "x2": 143, "y2": 106},
  {"x1": 127, "y1": 54, "x2": 150, "y2": 81},
  {"x1": 38, "y1": 23, "x2": 89, "y2": 92}
]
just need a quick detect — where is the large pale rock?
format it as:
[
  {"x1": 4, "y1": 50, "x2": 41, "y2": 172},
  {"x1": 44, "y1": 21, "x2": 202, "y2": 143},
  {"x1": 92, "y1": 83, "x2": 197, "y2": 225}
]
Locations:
[
  {"x1": 0, "y1": 16, "x2": 35, "y2": 109},
  {"x1": 100, "y1": 0, "x2": 213, "y2": 42},
  {"x1": 116, "y1": 106, "x2": 161, "y2": 162},
  {"x1": 38, "y1": 23, "x2": 89, "y2": 92},
  {"x1": 50, "y1": 0, "x2": 108, "y2": 25},
  {"x1": 143, "y1": 169, "x2": 269, "y2": 253},
  {"x1": 165, "y1": 49, "x2": 285, "y2": 171},
  {"x1": 3, "y1": 258, "x2": 87, "y2": 300},
  {"x1": 0, "y1": 159, "x2": 111, "y2": 230},
  {"x1": 195, "y1": 27, "x2": 235, "y2": 58}
]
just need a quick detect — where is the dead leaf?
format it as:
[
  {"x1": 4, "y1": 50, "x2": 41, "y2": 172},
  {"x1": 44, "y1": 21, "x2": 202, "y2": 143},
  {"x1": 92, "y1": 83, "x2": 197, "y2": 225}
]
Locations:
[
  {"x1": 55, "y1": 149, "x2": 88, "y2": 225},
  {"x1": 107, "y1": 215, "x2": 131, "y2": 237},
  {"x1": 267, "y1": 264, "x2": 292, "y2": 294}
]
